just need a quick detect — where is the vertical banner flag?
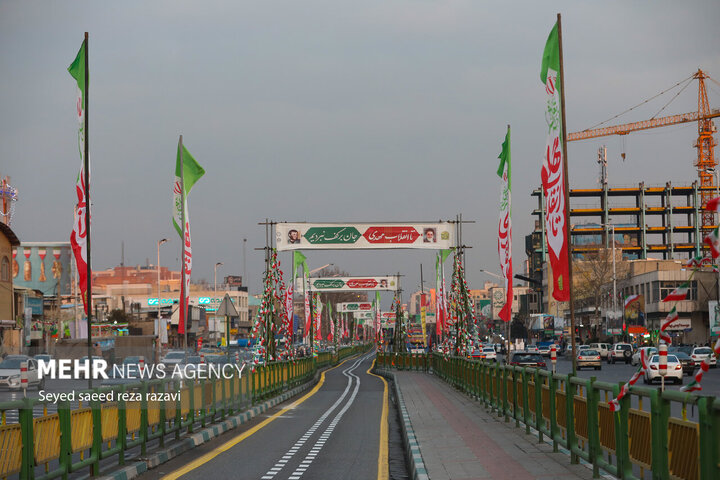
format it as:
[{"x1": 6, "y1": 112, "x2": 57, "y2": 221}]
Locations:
[
  {"x1": 68, "y1": 39, "x2": 89, "y2": 314},
  {"x1": 172, "y1": 141, "x2": 205, "y2": 335},
  {"x1": 541, "y1": 22, "x2": 570, "y2": 302},
  {"x1": 435, "y1": 253, "x2": 443, "y2": 336},
  {"x1": 375, "y1": 291, "x2": 381, "y2": 341},
  {"x1": 497, "y1": 126, "x2": 513, "y2": 322}
]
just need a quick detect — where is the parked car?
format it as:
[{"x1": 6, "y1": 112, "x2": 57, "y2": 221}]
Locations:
[
  {"x1": 526, "y1": 345, "x2": 539, "y2": 354},
  {"x1": 608, "y1": 343, "x2": 633, "y2": 364},
  {"x1": 631, "y1": 347, "x2": 657, "y2": 366},
  {"x1": 161, "y1": 350, "x2": 187, "y2": 366},
  {"x1": 690, "y1": 347, "x2": 717, "y2": 368},
  {"x1": 33, "y1": 354, "x2": 53, "y2": 364},
  {"x1": 672, "y1": 352, "x2": 696, "y2": 376},
  {"x1": 644, "y1": 354, "x2": 683, "y2": 384},
  {"x1": 588, "y1": 343, "x2": 611, "y2": 359},
  {"x1": 0, "y1": 355, "x2": 43, "y2": 389},
  {"x1": 577, "y1": 349, "x2": 602, "y2": 370},
  {"x1": 669, "y1": 345, "x2": 693, "y2": 356},
  {"x1": 508, "y1": 353, "x2": 546, "y2": 369}
]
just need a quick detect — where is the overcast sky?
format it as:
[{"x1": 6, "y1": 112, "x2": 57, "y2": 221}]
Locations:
[{"x1": 2, "y1": 1, "x2": 719, "y2": 307}]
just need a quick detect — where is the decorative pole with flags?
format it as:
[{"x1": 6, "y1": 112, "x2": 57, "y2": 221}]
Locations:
[
  {"x1": 173, "y1": 137, "x2": 205, "y2": 349},
  {"x1": 496, "y1": 125, "x2": 513, "y2": 359},
  {"x1": 541, "y1": 14, "x2": 577, "y2": 374},
  {"x1": 68, "y1": 33, "x2": 92, "y2": 386}
]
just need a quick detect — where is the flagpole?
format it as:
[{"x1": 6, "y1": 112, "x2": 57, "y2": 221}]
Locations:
[
  {"x1": 556, "y1": 13, "x2": 578, "y2": 375},
  {"x1": 83, "y1": 32, "x2": 94, "y2": 389},
  {"x1": 179, "y1": 135, "x2": 187, "y2": 350}
]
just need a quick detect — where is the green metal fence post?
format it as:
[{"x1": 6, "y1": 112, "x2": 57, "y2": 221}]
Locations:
[
  {"x1": 548, "y1": 371, "x2": 558, "y2": 452},
  {"x1": 58, "y1": 400, "x2": 71, "y2": 480},
  {"x1": 139, "y1": 382, "x2": 149, "y2": 456},
  {"x1": 566, "y1": 376, "x2": 578, "y2": 464},
  {"x1": 534, "y1": 369, "x2": 542, "y2": 443},
  {"x1": 586, "y1": 377, "x2": 601, "y2": 478},
  {"x1": 649, "y1": 388, "x2": 670, "y2": 480},
  {"x1": 187, "y1": 379, "x2": 195, "y2": 434},
  {"x1": 698, "y1": 395, "x2": 719, "y2": 480},
  {"x1": 90, "y1": 393, "x2": 102, "y2": 475},
  {"x1": 118, "y1": 386, "x2": 128, "y2": 464},
  {"x1": 19, "y1": 397, "x2": 34, "y2": 480},
  {"x1": 613, "y1": 383, "x2": 632, "y2": 479},
  {"x1": 522, "y1": 368, "x2": 530, "y2": 435},
  {"x1": 502, "y1": 364, "x2": 509, "y2": 422}
]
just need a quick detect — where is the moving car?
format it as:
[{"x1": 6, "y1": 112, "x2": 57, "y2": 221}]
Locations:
[
  {"x1": 672, "y1": 352, "x2": 695, "y2": 376},
  {"x1": 480, "y1": 347, "x2": 497, "y2": 361},
  {"x1": 631, "y1": 347, "x2": 657, "y2": 366},
  {"x1": 608, "y1": 343, "x2": 633, "y2": 364},
  {"x1": 0, "y1": 355, "x2": 43, "y2": 389},
  {"x1": 508, "y1": 353, "x2": 546, "y2": 369},
  {"x1": 577, "y1": 349, "x2": 602, "y2": 370},
  {"x1": 526, "y1": 345, "x2": 539, "y2": 354},
  {"x1": 690, "y1": 347, "x2": 717, "y2": 368},
  {"x1": 644, "y1": 354, "x2": 683, "y2": 384},
  {"x1": 588, "y1": 343, "x2": 610, "y2": 359},
  {"x1": 536, "y1": 345, "x2": 551, "y2": 356}
]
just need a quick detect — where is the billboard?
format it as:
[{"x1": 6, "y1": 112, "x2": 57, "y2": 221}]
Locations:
[
  {"x1": 310, "y1": 276, "x2": 398, "y2": 292},
  {"x1": 13, "y1": 243, "x2": 72, "y2": 296},
  {"x1": 624, "y1": 294, "x2": 645, "y2": 327},
  {"x1": 710, "y1": 301, "x2": 720, "y2": 335},
  {"x1": 276, "y1": 223, "x2": 454, "y2": 251},
  {"x1": 477, "y1": 299, "x2": 491, "y2": 319}
]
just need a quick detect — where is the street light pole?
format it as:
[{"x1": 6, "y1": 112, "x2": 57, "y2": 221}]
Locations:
[
  {"x1": 214, "y1": 262, "x2": 223, "y2": 345},
  {"x1": 157, "y1": 238, "x2": 168, "y2": 338}
]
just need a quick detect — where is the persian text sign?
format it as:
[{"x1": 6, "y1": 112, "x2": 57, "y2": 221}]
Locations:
[
  {"x1": 336, "y1": 302, "x2": 373, "y2": 312},
  {"x1": 310, "y1": 276, "x2": 398, "y2": 291},
  {"x1": 276, "y1": 223, "x2": 454, "y2": 251}
]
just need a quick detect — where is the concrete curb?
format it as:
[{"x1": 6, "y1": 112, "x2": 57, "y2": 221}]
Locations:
[
  {"x1": 95, "y1": 376, "x2": 319, "y2": 480},
  {"x1": 374, "y1": 367, "x2": 429, "y2": 480}
]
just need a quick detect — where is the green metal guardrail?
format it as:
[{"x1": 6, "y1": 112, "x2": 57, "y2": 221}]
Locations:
[
  {"x1": 0, "y1": 344, "x2": 370, "y2": 480},
  {"x1": 376, "y1": 352, "x2": 720, "y2": 480}
]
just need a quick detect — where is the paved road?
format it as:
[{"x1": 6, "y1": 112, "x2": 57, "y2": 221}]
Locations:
[{"x1": 137, "y1": 353, "x2": 385, "y2": 480}]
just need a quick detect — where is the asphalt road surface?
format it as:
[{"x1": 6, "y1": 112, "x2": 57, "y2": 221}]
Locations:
[{"x1": 137, "y1": 353, "x2": 386, "y2": 480}]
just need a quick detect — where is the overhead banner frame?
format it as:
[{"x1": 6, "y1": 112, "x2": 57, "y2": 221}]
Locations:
[{"x1": 276, "y1": 222, "x2": 454, "y2": 251}]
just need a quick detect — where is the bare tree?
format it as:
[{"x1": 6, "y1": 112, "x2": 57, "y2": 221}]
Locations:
[{"x1": 574, "y1": 248, "x2": 628, "y2": 328}]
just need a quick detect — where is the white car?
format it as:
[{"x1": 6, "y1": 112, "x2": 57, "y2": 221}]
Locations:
[
  {"x1": 589, "y1": 343, "x2": 610, "y2": 359},
  {"x1": 161, "y1": 350, "x2": 187, "y2": 366},
  {"x1": 0, "y1": 356, "x2": 43, "y2": 390},
  {"x1": 690, "y1": 347, "x2": 717, "y2": 368},
  {"x1": 644, "y1": 354, "x2": 683, "y2": 385},
  {"x1": 480, "y1": 347, "x2": 497, "y2": 361},
  {"x1": 526, "y1": 345, "x2": 539, "y2": 354},
  {"x1": 631, "y1": 347, "x2": 657, "y2": 366},
  {"x1": 537, "y1": 345, "x2": 551, "y2": 356}
]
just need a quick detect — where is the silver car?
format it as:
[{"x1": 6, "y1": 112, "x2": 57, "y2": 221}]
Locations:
[{"x1": 0, "y1": 356, "x2": 44, "y2": 389}]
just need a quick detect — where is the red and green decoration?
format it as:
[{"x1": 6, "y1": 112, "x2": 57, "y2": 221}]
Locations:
[
  {"x1": 447, "y1": 252, "x2": 476, "y2": 357},
  {"x1": 391, "y1": 293, "x2": 405, "y2": 353},
  {"x1": 251, "y1": 249, "x2": 292, "y2": 362}
]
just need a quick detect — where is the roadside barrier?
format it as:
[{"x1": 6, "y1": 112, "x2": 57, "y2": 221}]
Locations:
[
  {"x1": 376, "y1": 352, "x2": 720, "y2": 480},
  {"x1": 0, "y1": 344, "x2": 369, "y2": 480}
]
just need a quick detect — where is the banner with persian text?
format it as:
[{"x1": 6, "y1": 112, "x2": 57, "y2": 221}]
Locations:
[
  {"x1": 336, "y1": 302, "x2": 373, "y2": 313},
  {"x1": 276, "y1": 223, "x2": 454, "y2": 251},
  {"x1": 310, "y1": 276, "x2": 398, "y2": 291}
]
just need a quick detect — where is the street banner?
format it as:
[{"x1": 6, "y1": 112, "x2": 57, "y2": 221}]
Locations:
[
  {"x1": 541, "y1": 22, "x2": 570, "y2": 302},
  {"x1": 68, "y1": 38, "x2": 90, "y2": 315},
  {"x1": 276, "y1": 223, "x2": 454, "y2": 251},
  {"x1": 623, "y1": 294, "x2": 645, "y2": 329},
  {"x1": 310, "y1": 276, "x2": 398, "y2": 291},
  {"x1": 353, "y1": 311, "x2": 374, "y2": 319},
  {"x1": 496, "y1": 126, "x2": 513, "y2": 322},
  {"x1": 709, "y1": 301, "x2": 720, "y2": 335},
  {"x1": 172, "y1": 140, "x2": 205, "y2": 335},
  {"x1": 336, "y1": 302, "x2": 373, "y2": 313}
]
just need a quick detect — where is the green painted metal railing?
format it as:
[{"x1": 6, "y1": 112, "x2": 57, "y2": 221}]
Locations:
[
  {"x1": 376, "y1": 352, "x2": 720, "y2": 480},
  {"x1": 1, "y1": 344, "x2": 370, "y2": 480}
]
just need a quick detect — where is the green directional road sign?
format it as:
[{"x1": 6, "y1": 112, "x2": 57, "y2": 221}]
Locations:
[{"x1": 304, "y1": 226, "x2": 361, "y2": 244}]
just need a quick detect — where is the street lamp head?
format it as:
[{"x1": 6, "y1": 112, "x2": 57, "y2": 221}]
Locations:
[
  {"x1": 159, "y1": 238, "x2": 168, "y2": 245},
  {"x1": 216, "y1": 262, "x2": 223, "y2": 267}
]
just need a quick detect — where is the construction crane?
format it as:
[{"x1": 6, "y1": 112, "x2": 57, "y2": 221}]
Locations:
[{"x1": 568, "y1": 69, "x2": 719, "y2": 228}]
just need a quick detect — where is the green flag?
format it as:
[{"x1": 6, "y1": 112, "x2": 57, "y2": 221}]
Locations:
[
  {"x1": 172, "y1": 142, "x2": 205, "y2": 238},
  {"x1": 293, "y1": 251, "x2": 307, "y2": 281},
  {"x1": 68, "y1": 40, "x2": 86, "y2": 159},
  {"x1": 440, "y1": 249, "x2": 452, "y2": 264},
  {"x1": 497, "y1": 126, "x2": 511, "y2": 187},
  {"x1": 540, "y1": 22, "x2": 560, "y2": 84}
]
